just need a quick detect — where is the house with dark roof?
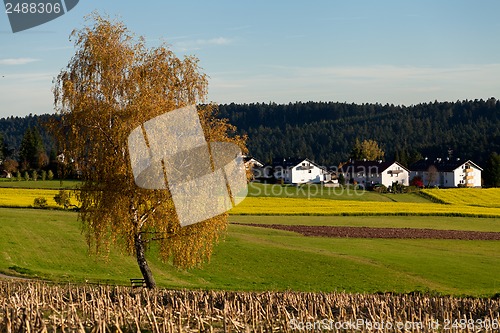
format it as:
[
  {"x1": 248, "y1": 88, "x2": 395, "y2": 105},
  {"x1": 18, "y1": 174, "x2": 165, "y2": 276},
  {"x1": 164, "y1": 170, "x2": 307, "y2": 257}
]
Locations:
[
  {"x1": 409, "y1": 158, "x2": 482, "y2": 187},
  {"x1": 243, "y1": 156, "x2": 264, "y2": 169},
  {"x1": 243, "y1": 156, "x2": 268, "y2": 181},
  {"x1": 272, "y1": 158, "x2": 328, "y2": 184},
  {"x1": 340, "y1": 160, "x2": 410, "y2": 187}
]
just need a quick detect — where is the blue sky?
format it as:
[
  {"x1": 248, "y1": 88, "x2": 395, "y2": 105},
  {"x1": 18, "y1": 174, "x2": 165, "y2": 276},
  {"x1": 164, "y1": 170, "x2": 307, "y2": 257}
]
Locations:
[{"x1": 1, "y1": 0, "x2": 500, "y2": 118}]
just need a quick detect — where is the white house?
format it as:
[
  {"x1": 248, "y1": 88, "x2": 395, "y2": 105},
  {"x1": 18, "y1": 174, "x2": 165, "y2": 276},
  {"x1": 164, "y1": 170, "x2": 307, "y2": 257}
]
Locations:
[
  {"x1": 244, "y1": 156, "x2": 264, "y2": 169},
  {"x1": 340, "y1": 160, "x2": 410, "y2": 187},
  {"x1": 244, "y1": 156, "x2": 269, "y2": 181},
  {"x1": 273, "y1": 158, "x2": 328, "y2": 184},
  {"x1": 409, "y1": 158, "x2": 482, "y2": 188}
]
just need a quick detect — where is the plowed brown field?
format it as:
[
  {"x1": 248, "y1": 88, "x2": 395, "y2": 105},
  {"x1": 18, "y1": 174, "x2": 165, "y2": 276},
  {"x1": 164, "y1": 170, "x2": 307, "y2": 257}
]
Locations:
[{"x1": 240, "y1": 224, "x2": 500, "y2": 240}]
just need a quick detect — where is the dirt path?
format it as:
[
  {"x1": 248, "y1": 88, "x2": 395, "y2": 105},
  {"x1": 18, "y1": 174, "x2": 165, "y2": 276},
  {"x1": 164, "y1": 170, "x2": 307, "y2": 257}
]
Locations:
[{"x1": 239, "y1": 224, "x2": 500, "y2": 240}]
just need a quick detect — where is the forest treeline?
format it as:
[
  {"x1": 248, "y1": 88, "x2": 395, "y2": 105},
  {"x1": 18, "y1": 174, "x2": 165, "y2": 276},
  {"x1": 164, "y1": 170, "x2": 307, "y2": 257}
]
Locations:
[
  {"x1": 218, "y1": 98, "x2": 499, "y2": 167},
  {"x1": 0, "y1": 113, "x2": 54, "y2": 158},
  {"x1": 1, "y1": 98, "x2": 499, "y2": 169}
]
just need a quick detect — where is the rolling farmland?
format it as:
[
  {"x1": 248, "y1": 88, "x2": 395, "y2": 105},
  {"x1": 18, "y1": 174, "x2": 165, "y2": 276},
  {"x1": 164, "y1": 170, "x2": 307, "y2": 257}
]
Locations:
[{"x1": 0, "y1": 184, "x2": 499, "y2": 331}]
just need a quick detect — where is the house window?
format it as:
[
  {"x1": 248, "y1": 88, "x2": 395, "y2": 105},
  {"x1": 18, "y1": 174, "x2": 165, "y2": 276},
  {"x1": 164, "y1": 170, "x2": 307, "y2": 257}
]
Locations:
[{"x1": 308, "y1": 170, "x2": 312, "y2": 173}]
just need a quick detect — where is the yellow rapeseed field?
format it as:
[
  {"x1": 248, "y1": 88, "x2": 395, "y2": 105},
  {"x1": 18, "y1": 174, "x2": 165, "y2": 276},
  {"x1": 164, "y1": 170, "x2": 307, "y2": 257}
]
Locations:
[
  {"x1": 2, "y1": 187, "x2": 499, "y2": 217},
  {"x1": 421, "y1": 188, "x2": 500, "y2": 208},
  {"x1": 229, "y1": 196, "x2": 500, "y2": 217},
  {"x1": 0, "y1": 188, "x2": 78, "y2": 208}
]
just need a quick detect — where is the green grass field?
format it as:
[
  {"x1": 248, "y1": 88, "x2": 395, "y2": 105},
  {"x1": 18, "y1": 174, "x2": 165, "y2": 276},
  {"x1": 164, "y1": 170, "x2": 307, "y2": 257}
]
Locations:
[
  {"x1": 247, "y1": 183, "x2": 430, "y2": 202},
  {"x1": 1, "y1": 184, "x2": 499, "y2": 296},
  {"x1": 0, "y1": 179, "x2": 80, "y2": 189},
  {"x1": 1, "y1": 208, "x2": 499, "y2": 296}
]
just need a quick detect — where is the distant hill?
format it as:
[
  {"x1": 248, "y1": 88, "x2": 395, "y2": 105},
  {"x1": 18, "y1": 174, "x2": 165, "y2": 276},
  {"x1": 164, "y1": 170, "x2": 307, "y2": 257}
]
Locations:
[
  {"x1": 1, "y1": 99, "x2": 499, "y2": 167},
  {"x1": 218, "y1": 98, "x2": 500, "y2": 167}
]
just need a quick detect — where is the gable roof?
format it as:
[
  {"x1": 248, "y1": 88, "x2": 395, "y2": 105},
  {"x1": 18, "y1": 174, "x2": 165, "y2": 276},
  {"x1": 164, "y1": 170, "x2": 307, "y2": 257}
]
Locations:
[
  {"x1": 271, "y1": 157, "x2": 325, "y2": 170},
  {"x1": 243, "y1": 156, "x2": 264, "y2": 167},
  {"x1": 340, "y1": 160, "x2": 409, "y2": 173},
  {"x1": 410, "y1": 158, "x2": 483, "y2": 172}
]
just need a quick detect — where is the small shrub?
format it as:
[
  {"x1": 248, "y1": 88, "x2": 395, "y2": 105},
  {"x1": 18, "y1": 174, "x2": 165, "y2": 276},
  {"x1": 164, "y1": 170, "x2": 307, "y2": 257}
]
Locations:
[
  {"x1": 373, "y1": 184, "x2": 387, "y2": 193},
  {"x1": 47, "y1": 170, "x2": 54, "y2": 180},
  {"x1": 16, "y1": 171, "x2": 21, "y2": 181},
  {"x1": 41, "y1": 170, "x2": 47, "y2": 181},
  {"x1": 23, "y1": 171, "x2": 30, "y2": 181},
  {"x1": 33, "y1": 197, "x2": 48, "y2": 208},
  {"x1": 32, "y1": 170, "x2": 38, "y2": 181},
  {"x1": 54, "y1": 190, "x2": 71, "y2": 209},
  {"x1": 390, "y1": 183, "x2": 406, "y2": 194}
]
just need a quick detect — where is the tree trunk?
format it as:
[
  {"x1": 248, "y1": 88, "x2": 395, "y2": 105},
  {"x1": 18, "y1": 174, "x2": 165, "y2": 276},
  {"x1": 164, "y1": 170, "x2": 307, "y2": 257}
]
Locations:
[{"x1": 134, "y1": 233, "x2": 157, "y2": 289}]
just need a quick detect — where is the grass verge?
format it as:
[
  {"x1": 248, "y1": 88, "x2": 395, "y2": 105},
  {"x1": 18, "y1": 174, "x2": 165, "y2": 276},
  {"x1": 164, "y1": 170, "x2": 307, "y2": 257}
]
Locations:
[{"x1": 0, "y1": 179, "x2": 80, "y2": 189}]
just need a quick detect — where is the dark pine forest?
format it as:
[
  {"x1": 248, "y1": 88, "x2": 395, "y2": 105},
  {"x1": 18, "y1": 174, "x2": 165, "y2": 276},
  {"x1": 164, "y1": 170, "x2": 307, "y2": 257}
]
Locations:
[
  {"x1": 218, "y1": 98, "x2": 500, "y2": 168},
  {"x1": 1, "y1": 98, "x2": 499, "y2": 169}
]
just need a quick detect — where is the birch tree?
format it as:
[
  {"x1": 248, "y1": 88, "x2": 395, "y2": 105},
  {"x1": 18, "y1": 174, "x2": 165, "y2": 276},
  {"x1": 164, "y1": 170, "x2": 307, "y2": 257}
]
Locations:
[{"x1": 49, "y1": 14, "x2": 246, "y2": 288}]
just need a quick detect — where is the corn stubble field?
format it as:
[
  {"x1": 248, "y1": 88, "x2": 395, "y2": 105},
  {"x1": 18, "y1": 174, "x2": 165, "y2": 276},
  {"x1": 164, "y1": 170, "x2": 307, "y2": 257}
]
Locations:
[{"x1": 1, "y1": 281, "x2": 499, "y2": 333}]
